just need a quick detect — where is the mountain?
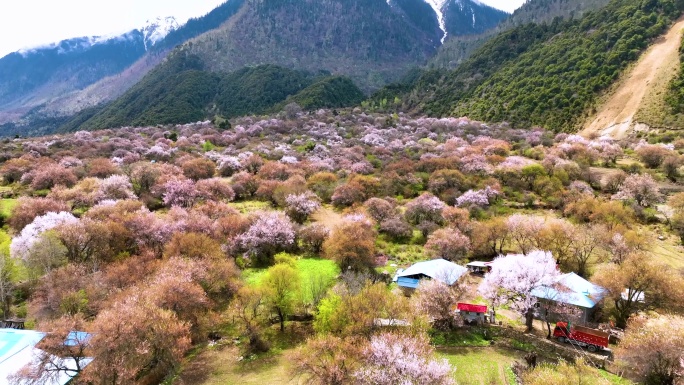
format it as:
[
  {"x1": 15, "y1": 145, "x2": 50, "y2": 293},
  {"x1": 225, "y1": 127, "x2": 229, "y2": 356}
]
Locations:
[
  {"x1": 390, "y1": 0, "x2": 508, "y2": 44},
  {"x1": 0, "y1": 1, "x2": 247, "y2": 136},
  {"x1": 168, "y1": 0, "x2": 509, "y2": 92},
  {"x1": 442, "y1": 0, "x2": 510, "y2": 36},
  {"x1": 0, "y1": 32, "x2": 146, "y2": 115},
  {"x1": 1, "y1": 0, "x2": 512, "y2": 135},
  {"x1": 0, "y1": 0, "x2": 507, "y2": 134},
  {"x1": 141, "y1": 17, "x2": 180, "y2": 50},
  {"x1": 0, "y1": 17, "x2": 179, "y2": 125},
  {"x1": 57, "y1": 57, "x2": 365, "y2": 132},
  {"x1": 375, "y1": 0, "x2": 684, "y2": 132},
  {"x1": 430, "y1": 0, "x2": 611, "y2": 68}
]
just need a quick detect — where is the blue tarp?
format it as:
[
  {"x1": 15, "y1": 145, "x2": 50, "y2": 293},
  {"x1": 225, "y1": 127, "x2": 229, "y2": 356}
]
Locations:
[{"x1": 397, "y1": 277, "x2": 421, "y2": 289}]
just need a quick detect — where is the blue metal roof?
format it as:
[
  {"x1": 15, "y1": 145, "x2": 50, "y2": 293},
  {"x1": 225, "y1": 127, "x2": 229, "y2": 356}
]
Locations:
[
  {"x1": 0, "y1": 329, "x2": 92, "y2": 383},
  {"x1": 531, "y1": 273, "x2": 606, "y2": 308},
  {"x1": 395, "y1": 259, "x2": 468, "y2": 286},
  {"x1": 65, "y1": 331, "x2": 91, "y2": 347},
  {"x1": 397, "y1": 277, "x2": 421, "y2": 289}
]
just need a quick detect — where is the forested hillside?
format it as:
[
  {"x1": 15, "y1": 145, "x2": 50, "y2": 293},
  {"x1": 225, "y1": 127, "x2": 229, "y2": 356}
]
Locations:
[
  {"x1": 389, "y1": 0, "x2": 684, "y2": 132},
  {"x1": 59, "y1": 57, "x2": 364, "y2": 131},
  {"x1": 666, "y1": 35, "x2": 684, "y2": 124},
  {"x1": 430, "y1": 0, "x2": 611, "y2": 68},
  {"x1": 151, "y1": 0, "x2": 245, "y2": 52},
  {"x1": 277, "y1": 76, "x2": 366, "y2": 110}
]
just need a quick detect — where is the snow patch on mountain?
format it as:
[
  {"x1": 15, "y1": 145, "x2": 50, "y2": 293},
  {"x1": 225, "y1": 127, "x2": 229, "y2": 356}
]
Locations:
[
  {"x1": 17, "y1": 31, "x2": 139, "y2": 57},
  {"x1": 141, "y1": 16, "x2": 180, "y2": 50},
  {"x1": 425, "y1": 0, "x2": 448, "y2": 44}
]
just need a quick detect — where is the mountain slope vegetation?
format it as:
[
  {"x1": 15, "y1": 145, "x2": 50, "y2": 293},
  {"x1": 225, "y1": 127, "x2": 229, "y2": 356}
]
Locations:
[
  {"x1": 442, "y1": 0, "x2": 509, "y2": 36},
  {"x1": 59, "y1": 57, "x2": 364, "y2": 131},
  {"x1": 278, "y1": 76, "x2": 366, "y2": 110},
  {"x1": 430, "y1": 0, "x2": 612, "y2": 68},
  {"x1": 181, "y1": 0, "x2": 506, "y2": 91},
  {"x1": 389, "y1": 0, "x2": 684, "y2": 132},
  {"x1": 663, "y1": 29, "x2": 684, "y2": 127}
]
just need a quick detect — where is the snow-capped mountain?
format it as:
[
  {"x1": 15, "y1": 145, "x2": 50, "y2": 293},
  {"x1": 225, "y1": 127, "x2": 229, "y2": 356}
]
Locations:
[
  {"x1": 388, "y1": 0, "x2": 508, "y2": 45},
  {"x1": 0, "y1": 0, "x2": 510, "y2": 136},
  {"x1": 141, "y1": 17, "x2": 180, "y2": 50},
  {"x1": 0, "y1": 16, "x2": 182, "y2": 116}
]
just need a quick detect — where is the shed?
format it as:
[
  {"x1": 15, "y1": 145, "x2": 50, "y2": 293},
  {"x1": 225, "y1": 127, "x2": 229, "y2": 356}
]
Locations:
[
  {"x1": 456, "y1": 303, "x2": 488, "y2": 325},
  {"x1": 394, "y1": 259, "x2": 468, "y2": 292},
  {"x1": 466, "y1": 261, "x2": 492, "y2": 274}
]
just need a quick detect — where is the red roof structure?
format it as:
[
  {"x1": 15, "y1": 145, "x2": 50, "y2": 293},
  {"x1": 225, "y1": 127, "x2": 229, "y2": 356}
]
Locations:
[{"x1": 457, "y1": 303, "x2": 487, "y2": 313}]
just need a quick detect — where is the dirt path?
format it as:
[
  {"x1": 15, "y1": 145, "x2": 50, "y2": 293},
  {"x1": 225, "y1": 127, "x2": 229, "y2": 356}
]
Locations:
[
  {"x1": 310, "y1": 206, "x2": 344, "y2": 229},
  {"x1": 581, "y1": 17, "x2": 684, "y2": 139}
]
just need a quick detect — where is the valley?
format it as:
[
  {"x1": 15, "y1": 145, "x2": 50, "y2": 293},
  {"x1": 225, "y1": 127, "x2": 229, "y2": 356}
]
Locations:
[{"x1": 0, "y1": 0, "x2": 684, "y2": 384}]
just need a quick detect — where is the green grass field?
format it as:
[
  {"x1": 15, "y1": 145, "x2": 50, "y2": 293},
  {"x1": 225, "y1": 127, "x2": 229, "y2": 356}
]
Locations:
[
  {"x1": 243, "y1": 257, "x2": 340, "y2": 304},
  {"x1": 228, "y1": 200, "x2": 273, "y2": 214},
  {"x1": 173, "y1": 346, "x2": 293, "y2": 385},
  {"x1": 439, "y1": 347, "x2": 521, "y2": 385},
  {"x1": 0, "y1": 198, "x2": 17, "y2": 219}
]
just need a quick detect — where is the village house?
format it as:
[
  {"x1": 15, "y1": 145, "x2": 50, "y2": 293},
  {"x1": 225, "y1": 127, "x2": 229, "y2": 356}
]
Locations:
[
  {"x1": 0, "y1": 328, "x2": 92, "y2": 383},
  {"x1": 531, "y1": 272, "x2": 606, "y2": 324},
  {"x1": 393, "y1": 259, "x2": 468, "y2": 294}
]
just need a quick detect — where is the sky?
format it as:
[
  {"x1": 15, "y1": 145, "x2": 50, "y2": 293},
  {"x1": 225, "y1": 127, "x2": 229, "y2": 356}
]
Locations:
[
  {"x1": 480, "y1": 0, "x2": 527, "y2": 13},
  {"x1": 0, "y1": 0, "x2": 528, "y2": 57}
]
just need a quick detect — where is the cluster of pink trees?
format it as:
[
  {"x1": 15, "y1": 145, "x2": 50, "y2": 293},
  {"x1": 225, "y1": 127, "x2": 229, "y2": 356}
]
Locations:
[
  {"x1": 479, "y1": 250, "x2": 560, "y2": 331},
  {"x1": 238, "y1": 211, "x2": 296, "y2": 265},
  {"x1": 0, "y1": 108, "x2": 679, "y2": 383}
]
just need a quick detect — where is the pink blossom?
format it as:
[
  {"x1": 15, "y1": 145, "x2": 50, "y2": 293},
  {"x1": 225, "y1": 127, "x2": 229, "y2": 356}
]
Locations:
[
  {"x1": 98, "y1": 175, "x2": 137, "y2": 201},
  {"x1": 459, "y1": 154, "x2": 493, "y2": 175},
  {"x1": 285, "y1": 191, "x2": 321, "y2": 223},
  {"x1": 611, "y1": 173, "x2": 663, "y2": 207},
  {"x1": 354, "y1": 333, "x2": 455, "y2": 385},
  {"x1": 478, "y1": 250, "x2": 560, "y2": 313},
  {"x1": 496, "y1": 156, "x2": 537, "y2": 171},
  {"x1": 237, "y1": 211, "x2": 295, "y2": 259},
  {"x1": 404, "y1": 193, "x2": 446, "y2": 225},
  {"x1": 162, "y1": 179, "x2": 199, "y2": 208},
  {"x1": 455, "y1": 186, "x2": 499, "y2": 208},
  {"x1": 10, "y1": 212, "x2": 78, "y2": 260}
]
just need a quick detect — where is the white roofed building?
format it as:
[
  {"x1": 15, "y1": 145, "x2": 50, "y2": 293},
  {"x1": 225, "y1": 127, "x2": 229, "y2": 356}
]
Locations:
[
  {"x1": 0, "y1": 328, "x2": 92, "y2": 384},
  {"x1": 393, "y1": 259, "x2": 468, "y2": 293}
]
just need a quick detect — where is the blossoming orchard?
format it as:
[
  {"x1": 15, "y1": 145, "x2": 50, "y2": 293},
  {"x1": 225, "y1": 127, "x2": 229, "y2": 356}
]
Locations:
[{"x1": 0, "y1": 110, "x2": 682, "y2": 384}]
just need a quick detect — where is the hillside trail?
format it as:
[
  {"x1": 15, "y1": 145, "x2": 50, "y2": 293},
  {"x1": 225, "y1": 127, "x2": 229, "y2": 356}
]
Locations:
[
  {"x1": 581, "y1": 17, "x2": 684, "y2": 139},
  {"x1": 310, "y1": 206, "x2": 344, "y2": 229}
]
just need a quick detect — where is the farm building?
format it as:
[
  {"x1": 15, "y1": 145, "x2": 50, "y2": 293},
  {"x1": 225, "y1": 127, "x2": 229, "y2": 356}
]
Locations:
[
  {"x1": 394, "y1": 259, "x2": 468, "y2": 293},
  {"x1": 0, "y1": 328, "x2": 92, "y2": 384},
  {"x1": 531, "y1": 272, "x2": 606, "y2": 323},
  {"x1": 455, "y1": 303, "x2": 488, "y2": 325},
  {"x1": 466, "y1": 261, "x2": 492, "y2": 274}
]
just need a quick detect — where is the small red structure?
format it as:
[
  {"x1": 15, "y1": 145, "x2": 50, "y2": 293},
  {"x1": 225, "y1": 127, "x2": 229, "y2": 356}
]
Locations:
[
  {"x1": 457, "y1": 303, "x2": 488, "y2": 313},
  {"x1": 456, "y1": 303, "x2": 488, "y2": 325},
  {"x1": 553, "y1": 322, "x2": 609, "y2": 352}
]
